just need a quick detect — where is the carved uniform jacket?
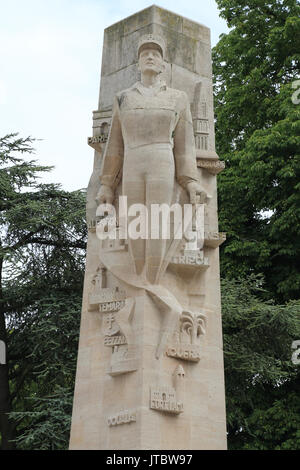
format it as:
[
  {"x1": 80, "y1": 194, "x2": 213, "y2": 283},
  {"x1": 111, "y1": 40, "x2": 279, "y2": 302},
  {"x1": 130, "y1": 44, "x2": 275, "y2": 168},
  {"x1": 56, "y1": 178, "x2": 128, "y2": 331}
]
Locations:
[{"x1": 100, "y1": 80, "x2": 198, "y2": 189}]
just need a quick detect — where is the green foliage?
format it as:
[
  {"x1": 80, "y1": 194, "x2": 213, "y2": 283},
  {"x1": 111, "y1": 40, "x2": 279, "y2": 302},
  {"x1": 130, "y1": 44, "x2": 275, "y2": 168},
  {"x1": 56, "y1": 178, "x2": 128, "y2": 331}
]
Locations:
[
  {"x1": 213, "y1": 1, "x2": 300, "y2": 449},
  {"x1": 242, "y1": 389, "x2": 300, "y2": 450},
  {"x1": 214, "y1": 0, "x2": 300, "y2": 148},
  {"x1": 221, "y1": 275, "x2": 300, "y2": 450},
  {"x1": 8, "y1": 293, "x2": 81, "y2": 450},
  {"x1": 213, "y1": 0, "x2": 300, "y2": 301},
  {"x1": 0, "y1": 133, "x2": 87, "y2": 449},
  {"x1": 10, "y1": 389, "x2": 74, "y2": 450},
  {"x1": 2, "y1": 0, "x2": 300, "y2": 448}
]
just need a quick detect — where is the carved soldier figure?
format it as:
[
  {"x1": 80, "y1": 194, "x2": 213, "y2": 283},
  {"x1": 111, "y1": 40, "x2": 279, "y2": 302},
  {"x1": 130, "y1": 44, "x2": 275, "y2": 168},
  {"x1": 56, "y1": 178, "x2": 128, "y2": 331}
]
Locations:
[
  {"x1": 97, "y1": 34, "x2": 207, "y2": 284},
  {"x1": 70, "y1": 10, "x2": 228, "y2": 450}
]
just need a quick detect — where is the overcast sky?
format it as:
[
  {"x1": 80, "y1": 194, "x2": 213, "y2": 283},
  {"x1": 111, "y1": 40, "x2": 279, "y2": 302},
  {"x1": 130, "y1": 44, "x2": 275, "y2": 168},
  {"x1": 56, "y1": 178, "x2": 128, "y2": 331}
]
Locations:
[{"x1": 0, "y1": 0, "x2": 228, "y2": 191}]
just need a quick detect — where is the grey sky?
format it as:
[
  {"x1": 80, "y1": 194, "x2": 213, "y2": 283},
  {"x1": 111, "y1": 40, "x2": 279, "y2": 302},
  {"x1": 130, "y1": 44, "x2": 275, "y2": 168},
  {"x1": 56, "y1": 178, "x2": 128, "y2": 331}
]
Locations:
[{"x1": 0, "y1": 0, "x2": 228, "y2": 190}]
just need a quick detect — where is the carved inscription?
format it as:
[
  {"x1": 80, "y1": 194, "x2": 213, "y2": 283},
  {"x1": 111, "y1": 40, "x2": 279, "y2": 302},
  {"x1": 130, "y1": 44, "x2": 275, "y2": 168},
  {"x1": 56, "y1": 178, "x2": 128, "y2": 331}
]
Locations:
[
  {"x1": 104, "y1": 335, "x2": 127, "y2": 346},
  {"x1": 171, "y1": 252, "x2": 209, "y2": 267},
  {"x1": 87, "y1": 134, "x2": 108, "y2": 153},
  {"x1": 150, "y1": 387, "x2": 183, "y2": 414},
  {"x1": 150, "y1": 365, "x2": 185, "y2": 415},
  {"x1": 89, "y1": 277, "x2": 139, "y2": 376},
  {"x1": 107, "y1": 410, "x2": 136, "y2": 426},
  {"x1": 99, "y1": 300, "x2": 126, "y2": 312},
  {"x1": 102, "y1": 298, "x2": 138, "y2": 376},
  {"x1": 166, "y1": 344, "x2": 201, "y2": 362},
  {"x1": 88, "y1": 135, "x2": 107, "y2": 145},
  {"x1": 197, "y1": 159, "x2": 225, "y2": 175}
]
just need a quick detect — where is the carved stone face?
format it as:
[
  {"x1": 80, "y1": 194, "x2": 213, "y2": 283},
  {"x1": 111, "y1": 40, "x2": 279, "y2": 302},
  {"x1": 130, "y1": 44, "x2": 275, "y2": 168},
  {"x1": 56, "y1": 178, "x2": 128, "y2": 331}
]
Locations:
[{"x1": 138, "y1": 45, "x2": 164, "y2": 75}]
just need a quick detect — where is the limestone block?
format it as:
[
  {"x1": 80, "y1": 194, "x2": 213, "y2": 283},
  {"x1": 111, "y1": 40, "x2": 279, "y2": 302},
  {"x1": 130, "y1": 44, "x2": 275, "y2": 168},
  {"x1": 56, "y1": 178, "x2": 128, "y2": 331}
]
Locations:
[{"x1": 70, "y1": 5, "x2": 227, "y2": 451}]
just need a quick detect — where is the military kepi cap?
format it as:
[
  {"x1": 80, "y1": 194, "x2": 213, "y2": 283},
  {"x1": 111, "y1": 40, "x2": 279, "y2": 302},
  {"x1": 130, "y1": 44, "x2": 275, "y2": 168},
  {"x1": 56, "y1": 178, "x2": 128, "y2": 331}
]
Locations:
[{"x1": 137, "y1": 34, "x2": 166, "y2": 58}]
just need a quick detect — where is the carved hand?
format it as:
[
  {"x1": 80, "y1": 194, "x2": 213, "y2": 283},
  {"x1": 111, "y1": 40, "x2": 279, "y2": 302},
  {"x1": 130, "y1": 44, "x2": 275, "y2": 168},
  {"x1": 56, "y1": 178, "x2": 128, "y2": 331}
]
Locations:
[
  {"x1": 186, "y1": 181, "x2": 208, "y2": 205},
  {"x1": 96, "y1": 184, "x2": 114, "y2": 205}
]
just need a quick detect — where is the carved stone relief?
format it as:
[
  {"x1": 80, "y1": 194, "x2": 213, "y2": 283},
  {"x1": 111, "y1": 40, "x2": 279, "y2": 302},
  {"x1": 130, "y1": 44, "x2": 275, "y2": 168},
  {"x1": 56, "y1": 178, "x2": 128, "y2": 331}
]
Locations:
[
  {"x1": 107, "y1": 410, "x2": 136, "y2": 426},
  {"x1": 70, "y1": 6, "x2": 227, "y2": 451},
  {"x1": 166, "y1": 310, "x2": 206, "y2": 362},
  {"x1": 170, "y1": 250, "x2": 209, "y2": 268},
  {"x1": 191, "y1": 82, "x2": 209, "y2": 153},
  {"x1": 88, "y1": 266, "x2": 139, "y2": 376},
  {"x1": 197, "y1": 159, "x2": 225, "y2": 175},
  {"x1": 104, "y1": 298, "x2": 138, "y2": 377},
  {"x1": 204, "y1": 231, "x2": 226, "y2": 248},
  {"x1": 150, "y1": 365, "x2": 185, "y2": 414},
  {"x1": 104, "y1": 335, "x2": 127, "y2": 346},
  {"x1": 108, "y1": 345, "x2": 138, "y2": 377},
  {"x1": 88, "y1": 32, "x2": 213, "y2": 415}
]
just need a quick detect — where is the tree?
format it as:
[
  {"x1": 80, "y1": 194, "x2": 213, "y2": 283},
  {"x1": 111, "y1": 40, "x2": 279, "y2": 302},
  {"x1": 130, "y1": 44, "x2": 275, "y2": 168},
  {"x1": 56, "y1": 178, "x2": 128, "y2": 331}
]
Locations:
[
  {"x1": 221, "y1": 275, "x2": 300, "y2": 450},
  {"x1": 213, "y1": 0, "x2": 300, "y2": 301},
  {"x1": 0, "y1": 134, "x2": 87, "y2": 449},
  {"x1": 8, "y1": 294, "x2": 83, "y2": 450},
  {"x1": 2, "y1": 0, "x2": 300, "y2": 446},
  {"x1": 212, "y1": 0, "x2": 300, "y2": 449}
]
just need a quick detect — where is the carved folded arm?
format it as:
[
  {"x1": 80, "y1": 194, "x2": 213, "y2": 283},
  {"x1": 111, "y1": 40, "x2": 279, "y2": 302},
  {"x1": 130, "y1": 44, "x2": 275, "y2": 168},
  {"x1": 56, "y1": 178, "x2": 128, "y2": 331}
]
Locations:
[
  {"x1": 100, "y1": 96, "x2": 124, "y2": 188},
  {"x1": 173, "y1": 92, "x2": 198, "y2": 189}
]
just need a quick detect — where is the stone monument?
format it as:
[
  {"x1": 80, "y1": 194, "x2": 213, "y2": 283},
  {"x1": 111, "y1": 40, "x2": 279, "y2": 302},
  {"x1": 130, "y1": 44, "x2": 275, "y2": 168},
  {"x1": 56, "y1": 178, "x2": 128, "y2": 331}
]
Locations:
[{"x1": 69, "y1": 5, "x2": 227, "y2": 450}]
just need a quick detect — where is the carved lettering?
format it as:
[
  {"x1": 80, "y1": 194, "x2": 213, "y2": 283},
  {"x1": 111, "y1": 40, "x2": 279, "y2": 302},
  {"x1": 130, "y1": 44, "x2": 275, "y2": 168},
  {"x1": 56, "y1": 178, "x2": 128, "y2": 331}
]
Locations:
[
  {"x1": 166, "y1": 343, "x2": 201, "y2": 362},
  {"x1": 107, "y1": 410, "x2": 136, "y2": 426},
  {"x1": 150, "y1": 399, "x2": 183, "y2": 412},
  {"x1": 197, "y1": 159, "x2": 225, "y2": 175},
  {"x1": 104, "y1": 335, "x2": 127, "y2": 346},
  {"x1": 99, "y1": 300, "x2": 126, "y2": 312},
  {"x1": 88, "y1": 135, "x2": 107, "y2": 144},
  {"x1": 171, "y1": 252, "x2": 209, "y2": 266},
  {"x1": 150, "y1": 387, "x2": 183, "y2": 414}
]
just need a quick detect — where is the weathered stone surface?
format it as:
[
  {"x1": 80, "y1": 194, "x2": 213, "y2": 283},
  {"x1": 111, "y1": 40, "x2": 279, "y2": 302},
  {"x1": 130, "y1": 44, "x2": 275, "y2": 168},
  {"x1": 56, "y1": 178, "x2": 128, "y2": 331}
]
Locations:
[{"x1": 69, "y1": 5, "x2": 227, "y2": 450}]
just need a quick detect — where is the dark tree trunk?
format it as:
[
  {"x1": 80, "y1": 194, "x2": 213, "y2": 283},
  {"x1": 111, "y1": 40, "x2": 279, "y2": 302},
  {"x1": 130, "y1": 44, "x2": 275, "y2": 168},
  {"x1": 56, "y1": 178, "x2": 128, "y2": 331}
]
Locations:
[{"x1": 0, "y1": 256, "x2": 15, "y2": 449}]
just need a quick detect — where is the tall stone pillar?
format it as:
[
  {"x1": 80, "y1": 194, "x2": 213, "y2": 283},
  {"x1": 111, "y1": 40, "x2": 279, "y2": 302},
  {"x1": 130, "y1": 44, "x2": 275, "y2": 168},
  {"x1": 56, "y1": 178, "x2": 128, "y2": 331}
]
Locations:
[{"x1": 69, "y1": 5, "x2": 227, "y2": 450}]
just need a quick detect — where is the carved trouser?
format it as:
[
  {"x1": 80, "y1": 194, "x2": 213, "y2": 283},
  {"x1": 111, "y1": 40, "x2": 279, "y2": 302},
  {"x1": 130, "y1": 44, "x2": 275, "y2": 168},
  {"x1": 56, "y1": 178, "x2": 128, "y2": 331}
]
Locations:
[{"x1": 122, "y1": 143, "x2": 175, "y2": 284}]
